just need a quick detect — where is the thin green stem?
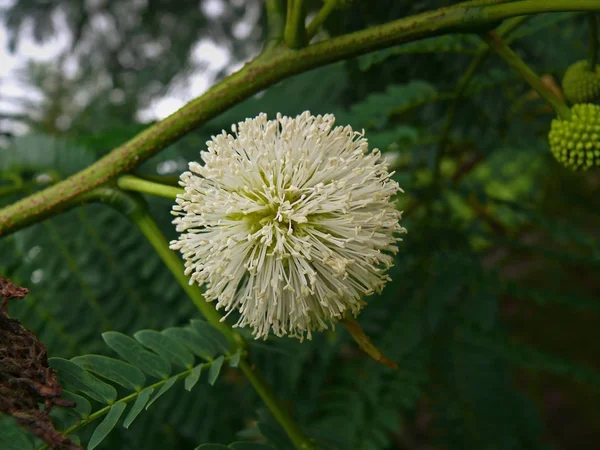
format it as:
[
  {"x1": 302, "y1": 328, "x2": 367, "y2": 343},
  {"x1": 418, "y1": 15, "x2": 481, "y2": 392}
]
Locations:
[
  {"x1": 2, "y1": 0, "x2": 600, "y2": 237},
  {"x1": 117, "y1": 175, "x2": 183, "y2": 199},
  {"x1": 51, "y1": 357, "x2": 313, "y2": 450},
  {"x1": 589, "y1": 13, "x2": 599, "y2": 68},
  {"x1": 482, "y1": 31, "x2": 571, "y2": 119},
  {"x1": 433, "y1": 16, "x2": 530, "y2": 181},
  {"x1": 80, "y1": 187, "x2": 312, "y2": 449},
  {"x1": 265, "y1": 0, "x2": 286, "y2": 50},
  {"x1": 306, "y1": 0, "x2": 338, "y2": 40},
  {"x1": 128, "y1": 204, "x2": 234, "y2": 342},
  {"x1": 75, "y1": 186, "x2": 233, "y2": 341},
  {"x1": 239, "y1": 360, "x2": 316, "y2": 450},
  {"x1": 284, "y1": 0, "x2": 307, "y2": 49},
  {"x1": 131, "y1": 202, "x2": 314, "y2": 449}
]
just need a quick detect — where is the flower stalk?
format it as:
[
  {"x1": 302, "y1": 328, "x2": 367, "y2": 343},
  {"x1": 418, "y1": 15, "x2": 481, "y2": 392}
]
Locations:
[
  {"x1": 76, "y1": 186, "x2": 315, "y2": 450},
  {"x1": 239, "y1": 360, "x2": 316, "y2": 450},
  {"x1": 117, "y1": 175, "x2": 183, "y2": 199},
  {"x1": 128, "y1": 207, "x2": 233, "y2": 339},
  {"x1": 128, "y1": 196, "x2": 316, "y2": 450},
  {"x1": 76, "y1": 186, "x2": 232, "y2": 341},
  {"x1": 342, "y1": 317, "x2": 398, "y2": 369}
]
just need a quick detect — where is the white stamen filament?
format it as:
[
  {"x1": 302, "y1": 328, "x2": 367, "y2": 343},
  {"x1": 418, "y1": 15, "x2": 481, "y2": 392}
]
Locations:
[{"x1": 170, "y1": 112, "x2": 406, "y2": 341}]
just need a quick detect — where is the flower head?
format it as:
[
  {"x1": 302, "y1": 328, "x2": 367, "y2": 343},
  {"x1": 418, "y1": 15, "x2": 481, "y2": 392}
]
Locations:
[
  {"x1": 548, "y1": 103, "x2": 600, "y2": 171},
  {"x1": 170, "y1": 112, "x2": 406, "y2": 340}
]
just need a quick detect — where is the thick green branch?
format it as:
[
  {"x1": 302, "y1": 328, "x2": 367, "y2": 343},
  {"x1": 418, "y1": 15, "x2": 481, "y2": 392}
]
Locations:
[{"x1": 2, "y1": 0, "x2": 600, "y2": 237}]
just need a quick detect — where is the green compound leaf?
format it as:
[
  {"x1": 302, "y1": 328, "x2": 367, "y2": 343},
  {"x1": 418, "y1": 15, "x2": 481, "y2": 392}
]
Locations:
[
  {"x1": 35, "y1": 323, "x2": 230, "y2": 448},
  {"x1": 88, "y1": 402, "x2": 127, "y2": 450},
  {"x1": 49, "y1": 357, "x2": 117, "y2": 404},
  {"x1": 72, "y1": 354, "x2": 146, "y2": 390},
  {"x1": 102, "y1": 331, "x2": 171, "y2": 379}
]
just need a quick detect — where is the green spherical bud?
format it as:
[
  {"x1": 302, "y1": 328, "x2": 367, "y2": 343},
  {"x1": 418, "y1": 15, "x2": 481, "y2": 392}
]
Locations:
[
  {"x1": 561, "y1": 60, "x2": 600, "y2": 104},
  {"x1": 548, "y1": 104, "x2": 600, "y2": 171}
]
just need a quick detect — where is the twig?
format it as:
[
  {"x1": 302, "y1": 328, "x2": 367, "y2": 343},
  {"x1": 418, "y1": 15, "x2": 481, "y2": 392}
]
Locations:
[
  {"x1": 482, "y1": 31, "x2": 571, "y2": 119},
  {"x1": 264, "y1": 0, "x2": 285, "y2": 50},
  {"x1": 284, "y1": 0, "x2": 307, "y2": 49},
  {"x1": 306, "y1": 0, "x2": 338, "y2": 40}
]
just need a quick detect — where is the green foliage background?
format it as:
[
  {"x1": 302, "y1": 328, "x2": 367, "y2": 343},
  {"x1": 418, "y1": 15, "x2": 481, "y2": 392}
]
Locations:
[{"x1": 1, "y1": 1, "x2": 600, "y2": 449}]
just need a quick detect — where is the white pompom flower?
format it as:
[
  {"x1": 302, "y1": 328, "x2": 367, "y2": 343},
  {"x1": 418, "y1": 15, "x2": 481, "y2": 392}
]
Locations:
[{"x1": 170, "y1": 111, "x2": 406, "y2": 340}]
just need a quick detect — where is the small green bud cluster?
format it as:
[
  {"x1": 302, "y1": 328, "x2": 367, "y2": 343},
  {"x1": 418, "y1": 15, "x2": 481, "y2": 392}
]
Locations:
[
  {"x1": 548, "y1": 104, "x2": 600, "y2": 171},
  {"x1": 561, "y1": 60, "x2": 600, "y2": 104}
]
